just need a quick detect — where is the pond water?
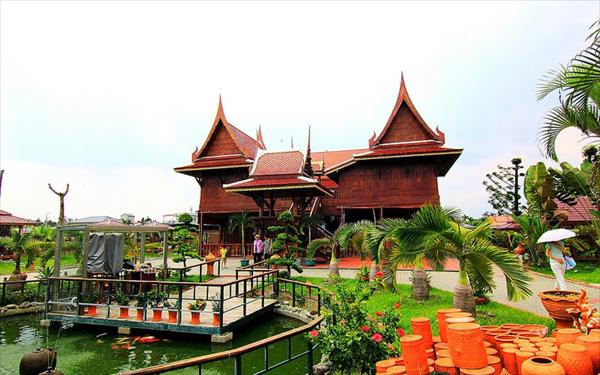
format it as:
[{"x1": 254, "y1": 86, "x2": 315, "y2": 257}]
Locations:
[{"x1": 0, "y1": 312, "x2": 310, "y2": 375}]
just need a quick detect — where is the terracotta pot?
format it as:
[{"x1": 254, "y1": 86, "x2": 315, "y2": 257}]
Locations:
[
  {"x1": 212, "y1": 313, "x2": 220, "y2": 326},
  {"x1": 495, "y1": 335, "x2": 518, "y2": 347},
  {"x1": 502, "y1": 347, "x2": 519, "y2": 375},
  {"x1": 375, "y1": 359, "x2": 396, "y2": 373},
  {"x1": 576, "y1": 334, "x2": 600, "y2": 374},
  {"x1": 556, "y1": 343, "x2": 593, "y2": 375},
  {"x1": 167, "y1": 310, "x2": 177, "y2": 323},
  {"x1": 516, "y1": 351, "x2": 534, "y2": 375},
  {"x1": 535, "y1": 351, "x2": 556, "y2": 361},
  {"x1": 481, "y1": 325, "x2": 500, "y2": 333},
  {"x1": 447, "y1": 317, "x2": 476, "y2": 325},
  {"x1": 486, "y1": 348, "x2": 498, "y2": 356},
  {"x1": 487, "y1": 329, "x2": 510, "y2": 346},
  {"x1": 511, "y1": 329, "x2": 531, "y2": 336},
  {"x1": 538, "y1": 291, "x2": 581, "y2": 329},
  {"x1": 190, "y1": 311, "x2": 200, "y2": 325},
  {"x1": 460, "y1": 366, "x2": 495, "y2": 374},
  {"x1": 434, "y1": 357, "x2": 458, "y2": 375},
  {"x1": 206, "y1": 263, "x2": 214, "y2": 276},
  {"x1": 483, "y1": 341, "x2": 492, "y2": 348},
  {"x1": 152, "y1": 309, "x2": 163, "y2": 322},
  {"x1": 86, "y1": 305, "x2": 97, "y2": 317},
  {"x1": 514, "y1": 244, "x2": 526, "y2": 255},
  {"x1": 519, "y1": 347, "x2": 538, "y2": 354},
  {"x1": 555, "y1": 328, "x2": 580, "y2": 348},
  {"x1": 487, "y1": 355, "x2": 502, "y2": 375},
  {"x1": 136, "y1": 308, "x2": 144, "y2": 321},
  {"x1": 432, "y1": 335, "x2": 441, "y2": 344},
  {"x1": 545, "y1": 337, "x2": 557, "y2": 343},
  {"x1": 436, "y1": 349, "x2": 451, "y2": 358},
  {"x1": 435, "y1": 342, "x2": 449, "y2": 352},
  {"x1": 390, "y1": 356, "x2": 404, "y2": 366},
  {"x1": 529, "y1": 337, "x2": 545, "y2": 344},
  {"x1": 502, "y1": 324, "x2": 523, "y2": 330},
  {"x1": 522, "y1": 324, "x2": 549, "y2": 337},
  {"x1": 437, "y1": 308, "x2": 462, "y2": 342},
  {"x1": 119, "y1": 307, "x2": 129, "y2": 319},
  {"x1": 521, "y1": 357, "x2": 565, "y2": 375},
  {"x1": 520, "y1": 333, "x2": 543, "y2": 340},
  {"x1": 499, "y1": 343, "x2": 518, "y2": 357},
  {"x1": 386, "y1": 365, "x2": 406, "y2": 374},
  {"x1": 446, "y1": 323, "x2": 487, "y2": 369},
  {"x1": 399, "y1": 335, "x2": 429, "y2": 375},
  {"x1": 411, "y1": 317, "x2": 434, "y2": 349},
  {"x1": 425, "y1": 348, "x2": 435, "y2": 359}
]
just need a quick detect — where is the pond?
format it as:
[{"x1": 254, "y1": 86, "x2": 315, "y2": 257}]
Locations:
[{"x1": 0, "y1": 312, "x2": 311, "y2": 375}]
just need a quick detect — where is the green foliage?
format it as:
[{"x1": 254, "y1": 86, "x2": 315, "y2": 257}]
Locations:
[
  {"x1": 356, "y1": 266, "x2": 370, "y2": 282},
  {"x1": 114, "y1": 289, "x2": 130, "y2": 306},
  {"x1": 36, "y1": 262, "x2": 54, "y2": 279},
  {"x1": 482, "y1": 162, "x2": 526, "y2": 215},
  {"x1": 512, "y1": 214, "x2": 556, "y2": 266},
  {"x1": 228, "y1": 212, "x2": 256, "y2": 259},
  {"x1": 177, "y1": 213, "x2": 193, "y2": 226},
  {"x1": 524, "y1": 162, "x2": 559, "y2": 221},
  {"x1": 188, "y1": 298, "x2": 207, "y2": 311},
  {"x1": 310, "y1": 281, "x2": 403, "y2": 373},
  {"x1": 549, "y1": 161, "x2": 595, "y2": 205},
  {"x1": 81, "y1": 290, "x2": 100, "y2": 304},
  {"x1": 268, "y1": 211, "x2": 302, "y2": 254},
  {"x1": 135, "y1": 294, "x2": 147, "y2": 307},
  {"x1": 489, "y1": 230, "x2": 523, "y2": 250},
  {"x1": 5, "y1": 230, "x2": 32, "y2": 274},
  {"x1": 146, "y1": 290, "x2": 168, "y2": 308},
  {"x1": 211, "y1": 294, "x2": 222, "y2": 312},
  {"x1": 172, "y1": 228, "x2": 200, "y2": 271}
]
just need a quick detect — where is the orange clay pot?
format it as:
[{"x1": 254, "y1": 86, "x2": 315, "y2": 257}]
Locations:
[
  {"x1": 499, "y1": 343, "x2": 518, "y2": 357},
  {"x1": 545, "y1": 337, "x2": 557, "y2": 344},
  {"x1": 576, "y1": 334, "x2": 600, "y2": 374},
  {"x1": 487, "y1": 329, "x2": 510, "y2": 346},
  {"x1": 535, "y1": 351, "x2": 556, "y2": 361},
  {"x1": 436, "y1": 349, "x2": 451, "y2": 358},
  {"x1": 481, "y1": 325, "x2": 500, "y2": 333},
  {"x1": 483, "y1": 341, "x2": 492, "y2": 348},
  {"x1": 425, "y1": 348, "x2": 435, "y2": 359},
  {"x1": 521, "y1": 357, "x2": 565, "y2": 375},
  {"x1": 376, "y1": 359, "x2": 396, "y2": 373},
  {"x1": 556, "y1": 343, "x2": 593, "y2": 375},
  {"x1": 167, "y1": 310, "x2": 177, "y2": 323},
  {"x1": 386, "y1": 365, "x2": 406, "y2": 374},
  {"x1": 434, "y1": 357, "x2": 458, "y2": 375},
  {"x1": 447, "y1": 317, "x2": 476, "y2": 326},
  {"x1": 152, "y1": 309, "x2": 163, "y2": 322},
  {"x1": 411, "y1": 317, "x2": 434, "y2": 349},
  {"x1": 486, "y1": 348, "x2": 498, "y2": 356},
  {"x1": 136, "y1": 308, "x2": 144, "y2": 321},
  {"x1": 119, "y1": 307, "x2": 129, "y2": 319},
  {"x1": 529, "y1": 337, "x2": 545, "y2": 344},
  {"x1": 502, "y1": 324, "x2": 523, "y2": 330},
  {"x1": 399, "y1": 335, "x2": 429, "y2": 375},
  {"x1": 519, "y1": 333, "x2": 543, "y2": 340},
  {"x1": 495, "y1": 335, "x2": 518, "y2": 347},
  {"x1": 460, "y1": 366, "x2": 495, "y2": 375},
  {"x1": 522, "y1": 324, "x2": 549, "y2": 337},
  {"x1": 86, "y1": 305, "x2": 97, "y2": 317},
  {"x1": 516, "y1": 351, "x2": 534, "y2": 375},
  {"x1": 390, "y1": 356, "x2": 404, "y2": 366},
  {"x1": 437, "y1": 308, "x2": 462, "y2": 343},
  {"x1": 487, "y1": 355, "x2": 502, "y2": 375},
  {"x1": 190, "y1": 311, "x2": 200, "y2": 325},
  {"x1": 433, "y1": 336, "x2": 441, "y2": 343},
  {"x1": 446, "y1": 323, "x2": 488, "y2": 369},
  {"x1": 435, "y1": 342, "x2": 449, "y2": 352},
  {"x1": 502, "y1": 347, "x2": 519, "y2": 375},
  {"x1": 212, "y1": 313, "x2": 220, "y2": 327},
  {"x1": 555, "y1": 329, "x2": 580, "y2": 348},
  {"x1": 511, "y1": 329, "x2": 531, "y2": 336}
]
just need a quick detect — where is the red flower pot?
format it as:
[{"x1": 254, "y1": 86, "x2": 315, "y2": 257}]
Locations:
[
  {"x1": 460, "y1": 366, "x2": 495, "y2": 374},
  {"x1": 86, "y1": 305, "x2": 97, "y2": 317},
  {"x1": 212, "y1": 313, "x2": 220, "y2": 326},
  {"x1": 167, "y1": 310, "x2": 177, "y2": 323},
  {"x1": 136, "y1": 308, "x2": 144, "y2": 321},
  {"x1": 152, "y1": 309, "x2": 163, "y2": 322},
  {"x1": 190, "y1": 311, "x2": 201, "y2": 325},
  {"x1": 119, "y1": 307, "x2": 129, "y2": 319}
]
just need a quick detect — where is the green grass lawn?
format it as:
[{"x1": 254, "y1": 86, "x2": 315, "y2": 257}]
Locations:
[
  {"x1": 293, "y1": 276, "x2": 555, "y2": 334},
  {"x1": 0, "y1": 254, "x2": 79, "y2": 276},
  {"x1": 531, "y1": 261, "x2": 600, "y2": 284}
]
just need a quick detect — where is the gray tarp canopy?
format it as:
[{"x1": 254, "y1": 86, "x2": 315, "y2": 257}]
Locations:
[
  {"x1": 87, "y1": 233, "x2": 124, "y2": 275},
  {"x1": 54, "y1": 220, "x2": 170, "y2": 278}
]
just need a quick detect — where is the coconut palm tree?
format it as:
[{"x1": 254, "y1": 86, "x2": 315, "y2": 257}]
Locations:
[
  {"x1": 537, "y1": 22, "x2": 600, "y2": 161},
  {"x1": 386, "y1": 205, "x2": 531, "y2": 314},
  {"x1": 227, "y1": 211, "x2": 256, "y2": 261}
]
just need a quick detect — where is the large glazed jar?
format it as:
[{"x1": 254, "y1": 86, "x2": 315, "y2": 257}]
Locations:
[
  {"x1": 521, "y1": 357, "x2": 565, "y2": 375},
  {"x1": 556, "y1": 343, "x2": 593, "y2": 375}
]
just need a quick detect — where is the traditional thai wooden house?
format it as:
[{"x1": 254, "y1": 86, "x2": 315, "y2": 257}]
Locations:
[{"x1": 175, "y1": 76, "x2": 462, "y2": 255}]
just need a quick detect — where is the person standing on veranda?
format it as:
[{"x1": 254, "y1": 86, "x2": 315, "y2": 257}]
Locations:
[
  {"x1": 263, "y1": 235, "x2": 272, "y2": 261},
  {"x1": 253, "y1": 235, "x2": 264, "y2": 264},
  {"x1": 220, "y1": 246, "x2": 228, "y2": 269},
  {"x1": 546, "y1": 241, "x2": 568, "y2": 291}
]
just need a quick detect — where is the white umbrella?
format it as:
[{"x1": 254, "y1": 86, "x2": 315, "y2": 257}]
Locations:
[{"x1": 536, "y1": 228, "x2": 576, "y2": 244}]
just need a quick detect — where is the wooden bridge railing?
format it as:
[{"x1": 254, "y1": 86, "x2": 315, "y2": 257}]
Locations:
[
  {"x1": 202, "y1": 243, "x2": 253, "y2": 257},
  {"x1": 162, "y1": 259, "x2": 221, "y2": 282},
  {"x1": 1, "y1": 278, "x2": 48, "y2": 307},
  {"x1": 118, "y1": 278, "x2": 327, "y2": 375}
]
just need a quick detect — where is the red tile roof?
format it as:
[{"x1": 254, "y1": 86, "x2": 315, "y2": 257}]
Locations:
[
  {"x1": 312, "y1": 148, "x2": 368, "y2": 171},
  {"x1": 223, "y1": 176, "x2": 332, "y2": 196},
  {"x1": 555, "y1": 196, "x2": 598, "y2": 224},
  {"x1": 0, "y1": 210, "x2": 35, "y2": 226},
  {"x1": 251, "y1": 150, "x2": 306, "y2": 176},
  {"x1": 354, "y1": 145, "x2": 463, "y2": 159},
  {"x1": 489, "y1": 215, "x2": 520, "y2": 230},
  {"x1": 174, "y1": 155, "x2": 252, "y2": 174}
]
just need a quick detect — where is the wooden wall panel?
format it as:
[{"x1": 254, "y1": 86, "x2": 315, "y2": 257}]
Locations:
[
  {"x1": 202, "y1": 125, "x2": 242, "y2": 158},
  {"x1": 380, "y1": 103, "x2": 431, "y2": 144}
]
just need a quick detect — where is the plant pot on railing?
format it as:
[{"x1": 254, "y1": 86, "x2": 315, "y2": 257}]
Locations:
[
  {"x1": 212, "y1": 313, "x2": 220, "y2": 326},
  {"x1": 167, "y1": 310, "x2": 178, "y2": 324},
  {"x1": 86, "y1": 305, "x2": 97, "y2": 317},
  {"x1": 152, "y1": 309, "x2": 163, "y2": 322},
  {"x1": 136, "y1": 308, "x2": 144, "y2": 321},
  {"x1": 119, "y1": 307, "x2": 129, "y2": 319},
  {"x1": 188, "y1": 299, "x2": 206, "y2": 325},
  {"x1": 240, "y1": 259, "x2": 250, "y2": 267},
  {"x1": 190, "y1": 311, "x2": 201, "y2": 325}
]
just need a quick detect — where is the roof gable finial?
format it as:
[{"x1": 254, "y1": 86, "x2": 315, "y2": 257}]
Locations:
[
  {"x1": 215, "y1": 94, "x2": 227, "y2": 124},
  {"x1": 256, "y1": 124, "x2": 266, "y2": 149}
]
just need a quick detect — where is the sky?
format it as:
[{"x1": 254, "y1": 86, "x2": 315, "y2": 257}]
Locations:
[{"x1": 0, "y1": 1, "x2": 598, "y2": 222}]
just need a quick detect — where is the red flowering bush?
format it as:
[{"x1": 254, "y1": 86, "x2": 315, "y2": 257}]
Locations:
[{"x1": 309, "y1": 282, "x2": 405, "y2": 373}]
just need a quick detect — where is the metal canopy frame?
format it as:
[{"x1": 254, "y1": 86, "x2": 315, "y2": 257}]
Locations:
[{"x1": 54, "y1": 223, "x2": 171, "y2": 278}]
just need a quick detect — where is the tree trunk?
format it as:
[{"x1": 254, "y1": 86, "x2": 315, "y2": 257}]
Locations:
[
  {"x1": 13, "y1": 254, "x2": 21, "y2": 274},
  {"x1": 453, "y1": 269, "x2": 476, "y2": 315},
  {"x1": 412, "y1": 268, "x2": 429, "y2": 301},
  {"x1": 328, "y1": 249, "x2": 339, "y2": 277},
  {"x1": 369, "y1": 260, "x2": 378, "y2": 280},
  {"x1": 241, "y1": 230, "x2": 246, "y2": 260}
]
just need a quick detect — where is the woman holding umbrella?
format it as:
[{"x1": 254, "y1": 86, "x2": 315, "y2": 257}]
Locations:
[{"x1": 538, "y1": 229, "x2": 576, "y2": 291}]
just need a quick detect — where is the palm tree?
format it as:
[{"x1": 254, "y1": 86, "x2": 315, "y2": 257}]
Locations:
[
  {"x1": 386, "y1": 206, "x2": 531, "y2": 314},
  {"x1": 227, "y1": 211, "x2": 256, "y2": 261},
  {"x1": 299, "y1": 214, "x2": 324, "y2": 244},
  {"x1": 306, "y1": 233, "x2": 340, "y2": 277},
  {"x1": 537, "y1": 22, "x2": 599, "y2": 161},
  {"x1": 6, "y1": 230, "x2": 32, "y2": 275}
]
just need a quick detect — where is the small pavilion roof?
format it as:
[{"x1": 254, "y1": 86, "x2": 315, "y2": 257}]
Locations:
[
  {"x1": 489, "y1": 215, "x2": 520, "y2": 230},
  {"x1": 0, "y1": 210, "x2": 35, "y2": 226},
  {"x1": 59, "y1": 219, "x2": 170, "y2": 233}
]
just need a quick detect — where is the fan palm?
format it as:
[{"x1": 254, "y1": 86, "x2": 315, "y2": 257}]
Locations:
[
  {"x1": 6, "y1": 230, "x2": 33, "y2": 275},
  {"x1": 227, "y1": 211, "x2": 256, "y2": 260},
  {"x1": 386, "y1": 206, "x2": 531, "y2": 314},
  {"x1": 537, "y1": 22, "x2": 600, "y2": 161}
]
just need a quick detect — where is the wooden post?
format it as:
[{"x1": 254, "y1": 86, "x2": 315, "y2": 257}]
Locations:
[
  {"x1": 81, "y1": 229, "x2": 91, "y2": 277},
  {"x1": 257, "y1": 195, "x2": 264, "y2": 237},
  {"x1": 48, "y1": 183, "x2": 69, "y2": 225},
  {"x1": 198, "y1": 211, "x2": 204, "y2": 256},
  {"x1": 140, "y1": 233, "x2": 145, "y2": 263},
  {"x1": 162, "y1": 231, "x2": 168, "y2": 273},
  {"x1": 53, "y1": 229, "x2": 63, "y2": 277}
]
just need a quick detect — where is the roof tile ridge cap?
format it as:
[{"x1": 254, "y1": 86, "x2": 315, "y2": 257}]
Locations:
[{"x1": 223, "y1": 177, "x2": 255, "y2": 188}]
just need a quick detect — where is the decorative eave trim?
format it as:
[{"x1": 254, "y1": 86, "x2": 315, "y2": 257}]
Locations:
[
  {"x1": 174, "y1": 163, "x2": 252, "y2": 173},
  {"x1": 225, "y1": 184, "x2": 333, "y2": 196},
  {"x1": 356, "y1": 150, "x2": 463, "y2": 162}
]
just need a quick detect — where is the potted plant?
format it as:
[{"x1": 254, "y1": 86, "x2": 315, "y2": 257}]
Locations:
[
  {"x1": 539, "y1": 290, "x2": 582, "y2": 328},
  {"x1": 164, "y1": 300, "x2": 180, "y2": 323},
  {"x1": 135, "y1": 294, "x2": 146, "y2": 321},
  {"x1": 188, "y1": 298, "x2": 207, "y2": 325},
  {"x1": 114, "y1": 289, "x2": 130, "y2": 319},
  {"x1": 204, "y1": 252, "x2": 217, "y2": 276},
  {"x1": 81, "y1": 290, "x2": 100, "y2": 317},
  {"x1": 148, "y1": 290, "x2": 167, "y2": 322},
  {"x1": 211, "y1": 294, "x2": 222, "y2": 326}
]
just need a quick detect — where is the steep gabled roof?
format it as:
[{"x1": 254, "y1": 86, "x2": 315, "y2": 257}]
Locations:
[
  {"x1": 192, "y1": 96, "x2": 264, "y2": 161},
  {"x1": 371, "y1": 74, "x2": 443, "y2": 149},
  {"x1": 250, "y1": 149, "x2": 307, "y2": 177}
]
